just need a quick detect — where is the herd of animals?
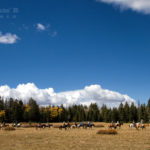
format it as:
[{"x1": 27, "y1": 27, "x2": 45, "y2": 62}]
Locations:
[
  {"x1": 0, "y1": 121, "x2": 149, "y2": 130},
  {"x1": 108, "y1": 122, "x2": 149, "y2": 130}
]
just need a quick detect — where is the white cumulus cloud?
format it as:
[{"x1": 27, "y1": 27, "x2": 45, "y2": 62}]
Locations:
[
  {"x1": 96, "y1": 0, "x2": 150, "y2": 14},
  {"x1": 36, "y1": 23, "x2": 46, "y2": 31},
  {"x1": 0, "y1": 83, "x2": 135, "y2": 107},
  {"x1": 0, "y1": 32, "x2": 19, "y2": 44}
]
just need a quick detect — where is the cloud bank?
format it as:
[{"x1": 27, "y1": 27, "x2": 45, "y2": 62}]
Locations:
[
  {"x1": 96, "y1": 0, "x2": 150, "y2": 14},
  {"x1": 0, "y1": 32, "x2": 19, "y2": 44},
  {"x1": 0, "y1": 83, "x2": 135, "y2": 107}
]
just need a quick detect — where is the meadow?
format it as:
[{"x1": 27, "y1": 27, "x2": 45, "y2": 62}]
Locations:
[{"x1": 0, "y1": 123, "x2": 150, "y2": 150}]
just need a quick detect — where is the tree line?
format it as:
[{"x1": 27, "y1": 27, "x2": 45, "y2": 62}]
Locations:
[{"x1": 0, "y1": 97, "x2": 150, "y2": 123}]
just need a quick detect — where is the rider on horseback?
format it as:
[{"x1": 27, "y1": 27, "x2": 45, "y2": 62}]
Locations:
[
  {"x1": 67, "y1": 122, "x2": 70, "y2": 128},
  {"x1": 140, "y1": 119, "x2": 144, "y2": 128},
  {"x1": 88, "y1": 121, "x2": 91, "y2": 127},
  {"x1": 133, "y1": 120, "x2": 136, "y2": 127},
  {"x1": 62, "y1": 121, "x2": 66, "y2": 127},
  {"x1": 80, "y1": 121, "x2": 83, "y2": 127}
]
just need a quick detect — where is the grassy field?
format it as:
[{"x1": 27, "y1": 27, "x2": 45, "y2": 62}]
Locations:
[{"x1": 0, "y1": 123, "x2": 150, "y2": 150}]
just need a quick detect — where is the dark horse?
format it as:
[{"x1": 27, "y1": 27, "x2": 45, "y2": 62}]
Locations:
[
  {"x1": 35, "y1": 123, "x2": 53, "y2": 130},
  {"x1": 59, "y1": 123, "x2": 71, "y2": 130},
  {"x1": 59, "y1": 124, "x2": 68, "y2": 130}
]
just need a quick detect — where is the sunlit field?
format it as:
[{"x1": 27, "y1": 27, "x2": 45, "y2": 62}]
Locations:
[{"x1": 0, "y1": 123, "x2": 150, "y2": 150}]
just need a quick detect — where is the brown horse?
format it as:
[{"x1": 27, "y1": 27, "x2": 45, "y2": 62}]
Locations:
[
  {"x1": 137, "y1": 123, "x2": 146, "y2": 130},
  {"x1": 108, "y1": 124, "x2": 117, "y2": 129},
  {"x1": 144, "y1": 124, "x2": 149, "y2": 127}
]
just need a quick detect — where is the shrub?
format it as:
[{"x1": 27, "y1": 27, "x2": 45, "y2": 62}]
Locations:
[
  {"x1": 97, "y1": 129, "x2": 117, "y2": 135},
  {"x1": 22, "y1": 123, "x2": 35, "y2": 128}
]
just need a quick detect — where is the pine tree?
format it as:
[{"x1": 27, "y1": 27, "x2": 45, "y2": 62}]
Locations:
[
  {"x1": 111, "y1": 108, "x2": 119, "y2": 122},
  {"x1": 99, "y1": 105, "x2": 107, "y2": 122},
  {"x1": 118, "y1": 103, "x2": 125, "y2": 122},
  {"x1": 28, "y1": 98, "x2": 40, "y2": 122},
  {"x1": 129, "y1": 102, "x2": 137, "y2": 122},
  {"x1": 147, "y1": 99, "x2": 150, "y2": 122},
  {"x1": 124, "y1": 102, "x2": 130, "y2": 122},
  {"x1": 88, "y1": 103, "x2": 99, "y2": 121}
]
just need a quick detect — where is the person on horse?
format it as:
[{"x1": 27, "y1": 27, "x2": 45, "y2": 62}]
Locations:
[
  {"x1": 2, "y1": 122, "x2": 5, "y2": 126},
  {"x1": 141, "y1": 119, "x2": 143, "y2": 124},
  {"x1": 111, "y1": 121, "x2": 114, "y2": 125},
  {"x1": 88, "y1": 121, "x2": 91, "y2": 127},
  {"x1": 140, "y1": 119, "x2": 144, "y2": 128},
  {"x1": 133, "y1": 120, "x2": 136, "y2": 127},
  {"x1": 67, "y1": 122, "x2": 70, "y2": 128},
  {"x1": 62, "y1": 121, "x2": 66, "y2": 127}
]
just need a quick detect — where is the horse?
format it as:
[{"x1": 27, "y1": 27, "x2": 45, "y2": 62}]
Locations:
[
  {"x1": 59, "y1": 124, "x2": 68, "y2": 130},
  {"x1": 140, "y1": 124, "x2": 146, "y2": 130},
  {"x1": 71, "y1": 124, "x2": 76, "y2": 129},
  {"x1": 67, "y1": 123, "x2": 71, "y2": 129},
  {"x1": 35, "y1": 123, "x2": 46, "y2": 130},
  {"x1": 129, "y1": 123, "x2": 143, "y2": 130},
  {"x1": 59, "y1": 122, "x2": 72, "y2": 130},
  {"x1": 76, "y1": 123, "x2": 82, "y2": 129},
  {"x1": 71, "y1": 122, "x2": 79, "y2": 129},
  {"x1": 83, "y1": 123, "x2": 95, "y2": 129},
  {"x1": 0, "y1": 123, "x2": 9, "y2": 130},
  {"x1": 115, "y1": 122, "x2": 123, "y2": 128},
  {"x1": 129, "y1": 123, "x2": 134, "y2": 128},
  {"x1": 108, "y1": 124, "x2": 117, "y2": 129},
  {"x1": 12, "y1": 123, "x2": 21, "y2": 128},
  {"x1": 12, "y1": 123, "x2": 17, "y2": 127},
  {"x1": 144, "y1": 124, "x2": 149, "y2": 127},
  {"x1": 136, "y1": 123, "x2": 146, "y2": 130},
  {"x1": 45, "y1": 123, "x2": 53, "y2": 128},
  {"x1": 16, "y1": 123, "x2": 21, "y2": 127}
]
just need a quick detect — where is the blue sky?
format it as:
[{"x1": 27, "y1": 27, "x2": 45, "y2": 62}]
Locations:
[{"x1": 0, "y1": 0, "x2": 150, "y2": 105}]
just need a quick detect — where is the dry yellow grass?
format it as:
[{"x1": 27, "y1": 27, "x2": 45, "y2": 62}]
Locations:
[{"x1": 0, "y1": 123, "x2": 150, "y2": 150}]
